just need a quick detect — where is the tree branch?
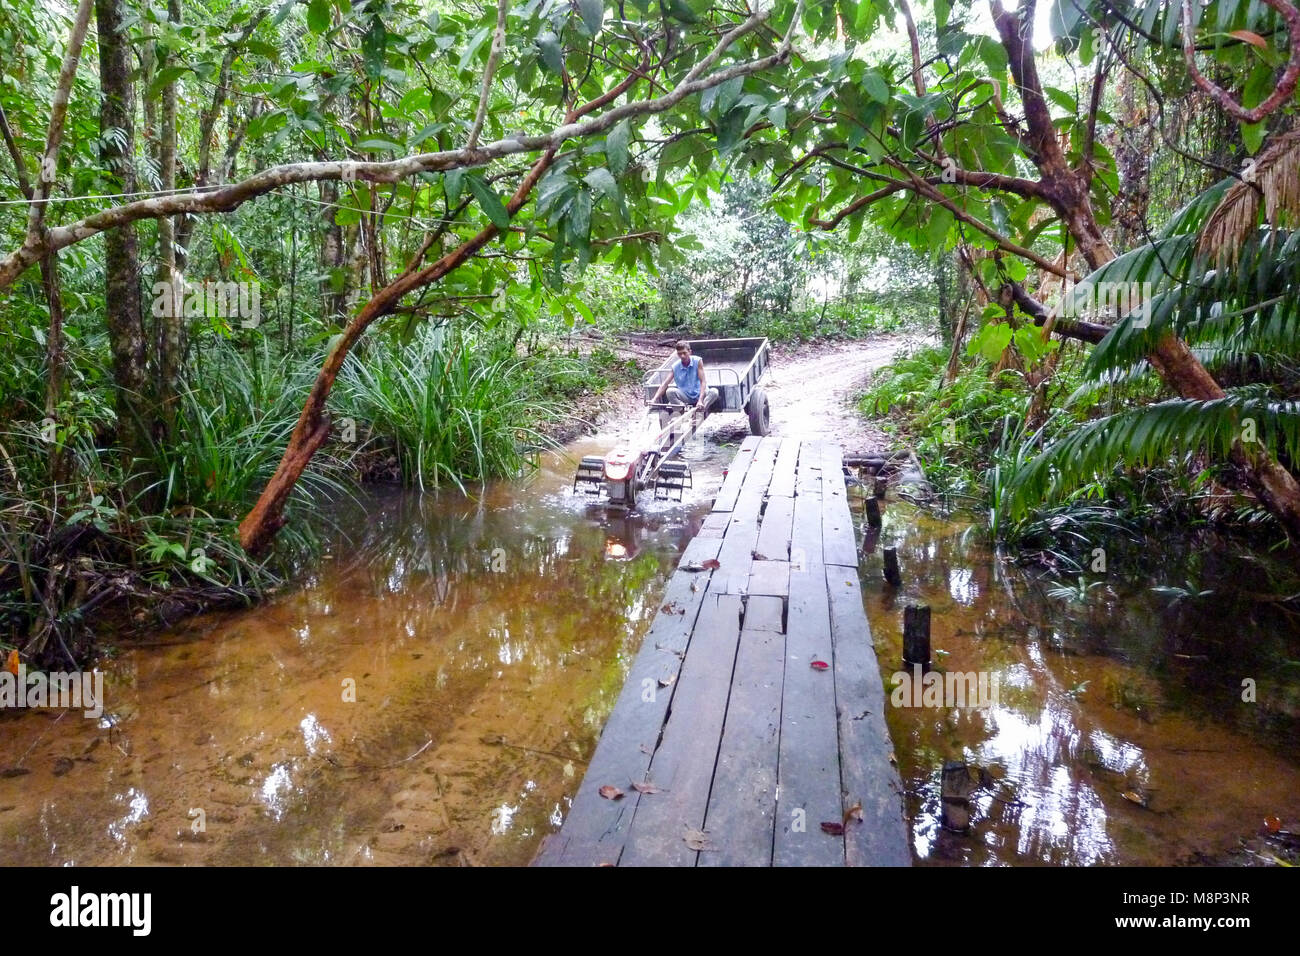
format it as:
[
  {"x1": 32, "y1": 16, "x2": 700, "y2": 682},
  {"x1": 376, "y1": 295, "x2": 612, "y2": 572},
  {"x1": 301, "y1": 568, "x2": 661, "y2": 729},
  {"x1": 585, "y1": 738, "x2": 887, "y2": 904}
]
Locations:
[{"x1": 1180, "y1": 0, "x2": 1300, "y2": 124}]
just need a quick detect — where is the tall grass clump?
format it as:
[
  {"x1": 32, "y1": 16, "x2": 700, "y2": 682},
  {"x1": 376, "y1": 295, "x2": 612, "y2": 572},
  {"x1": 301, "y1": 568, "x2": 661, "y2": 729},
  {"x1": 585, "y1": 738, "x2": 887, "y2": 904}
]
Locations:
[{"x1": 340, "y1": 325, "x2": 557, "y2": 492}]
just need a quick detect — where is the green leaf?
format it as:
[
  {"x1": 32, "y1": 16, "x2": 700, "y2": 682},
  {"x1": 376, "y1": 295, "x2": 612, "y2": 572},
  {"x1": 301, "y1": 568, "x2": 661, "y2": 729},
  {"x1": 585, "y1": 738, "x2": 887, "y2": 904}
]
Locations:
[
  {"x1": 355, "y1": 137, "x2": 403, "y2": 151},
  {"x1": 584, "y1": 167, "x2": 618, "y2": 199},
  {"x1": 665, "y1": 0, "x2": 699, "y2": 24},
  {"x1": 467, "y1": 175, "x2": 511, "y2": 228},
  {"x1": 536, "y1": 31, "x2": 564, "y2": 74},
  {"x1": 578, "y1": 0, "x2": 604, "y2": 37},
  {"x1": 445, "y1": 168, "x2": 464, "y2": 205},
  {"x1": 307, "y1": 0, "x2": 330, "y2": 34},
  {"x1": 606, "y1": 120, "x2": 631, "y2": 175},
  {"x1": 569, "y1": 187, "x2": 592, "y2": 240},
  {"x1": 862, "y1": 70, "x2": 890, "y2": 104}
]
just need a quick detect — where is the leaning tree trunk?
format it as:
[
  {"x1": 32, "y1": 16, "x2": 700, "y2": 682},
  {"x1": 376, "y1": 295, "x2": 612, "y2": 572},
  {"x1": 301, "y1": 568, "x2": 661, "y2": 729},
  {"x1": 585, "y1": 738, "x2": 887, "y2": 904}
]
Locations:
[{"x1": 96, "y1": 0, "x2": 152, "y2": 482}]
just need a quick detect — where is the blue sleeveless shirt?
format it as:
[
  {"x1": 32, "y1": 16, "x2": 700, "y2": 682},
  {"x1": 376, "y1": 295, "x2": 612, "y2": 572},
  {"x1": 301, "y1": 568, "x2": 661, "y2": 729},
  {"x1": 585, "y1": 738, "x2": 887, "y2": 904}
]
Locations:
[{"x1": 672, "y1": 355, "x2": 702, "y2": 401}]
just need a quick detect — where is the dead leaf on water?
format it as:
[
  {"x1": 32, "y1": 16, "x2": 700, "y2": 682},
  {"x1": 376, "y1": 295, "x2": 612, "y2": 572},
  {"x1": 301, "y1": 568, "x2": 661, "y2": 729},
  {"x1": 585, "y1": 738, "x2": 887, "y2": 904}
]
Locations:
[
  {"x1": 4, "y1": 649, "x2": 17, "y2": 675},
  {"x1": 1120, "y1": 790, "x2": 1149, "y2": 808},
  {"x1": 888, "y1": 752, "x2": 897, "y2": 765},
  {"x1": 598, "y1": 785, "x2": 624, "y2": 800},
  {"x1": 1265, "y1": 815, "x2": 1283, "y2": 833},
  {"x1": 480, "y1": 734, "x2": 507, "y2": 745}
]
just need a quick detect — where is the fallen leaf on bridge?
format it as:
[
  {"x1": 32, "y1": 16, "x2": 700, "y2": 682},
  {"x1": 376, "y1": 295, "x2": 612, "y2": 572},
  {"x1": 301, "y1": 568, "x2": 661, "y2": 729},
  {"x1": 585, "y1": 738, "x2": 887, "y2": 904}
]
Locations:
[
  {"x1": 820, "y1": 822, "x2": 845, "y2": 835},
  {"x1": 810, "y1": 660, "x2": 829, "y2": 670},
  {"x1": 631, "y1": 781, "x2": 662, "y2": 794},
  {"x1": 844, "y1": 802, "x2": 863, "y2": 825},
  {"x1": 598, "y1": 785, "x2": 624, "y2": 800},
  {"x1": 701, "y1": 559, "x2": 720, "y2": 570},
  {"x1": 684, "y1": 828, "x2": 714, "y2": 850}
]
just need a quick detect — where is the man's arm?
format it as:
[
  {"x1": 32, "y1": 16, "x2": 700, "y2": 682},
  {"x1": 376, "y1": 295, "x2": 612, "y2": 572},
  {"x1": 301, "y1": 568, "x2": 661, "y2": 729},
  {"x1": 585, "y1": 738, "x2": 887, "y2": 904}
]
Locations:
[
  {"x1": 695, "y1": 359, "x2": 707, "y2": 409},
  {"x1": 651, "y1": 370, "x2": 668, "y2": 403}
]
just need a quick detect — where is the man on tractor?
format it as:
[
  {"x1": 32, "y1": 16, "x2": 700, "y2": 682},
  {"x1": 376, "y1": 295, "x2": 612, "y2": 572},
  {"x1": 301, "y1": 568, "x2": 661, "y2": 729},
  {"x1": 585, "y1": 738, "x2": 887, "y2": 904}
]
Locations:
[{"x1": 649, "y1": 340, "x2": 718, "y2": 454}]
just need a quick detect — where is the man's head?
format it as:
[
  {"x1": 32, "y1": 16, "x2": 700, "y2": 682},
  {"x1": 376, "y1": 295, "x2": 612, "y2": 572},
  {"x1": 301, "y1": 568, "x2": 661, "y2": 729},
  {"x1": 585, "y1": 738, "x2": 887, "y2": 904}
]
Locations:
[{"x1": 675, "y1": 341, "x2": 691, "y2": 363}]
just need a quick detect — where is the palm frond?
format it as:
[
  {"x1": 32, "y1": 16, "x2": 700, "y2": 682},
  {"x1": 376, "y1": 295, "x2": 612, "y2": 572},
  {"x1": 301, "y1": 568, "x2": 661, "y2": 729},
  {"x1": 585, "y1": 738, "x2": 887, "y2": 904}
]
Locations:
[
  {"x1": 1199, "y1": 128, "x2": 1300, "y2": 263},
  {"x1": 1005, "y1": 396, "x2": 1300, "y2": 520}
]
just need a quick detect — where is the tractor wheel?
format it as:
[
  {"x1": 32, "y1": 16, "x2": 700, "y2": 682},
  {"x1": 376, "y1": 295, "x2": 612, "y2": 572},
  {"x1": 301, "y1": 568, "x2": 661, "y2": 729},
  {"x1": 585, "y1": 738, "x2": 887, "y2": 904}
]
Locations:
[{"x1": 746, "y1": 387, "x2": 770, "y2": 436}]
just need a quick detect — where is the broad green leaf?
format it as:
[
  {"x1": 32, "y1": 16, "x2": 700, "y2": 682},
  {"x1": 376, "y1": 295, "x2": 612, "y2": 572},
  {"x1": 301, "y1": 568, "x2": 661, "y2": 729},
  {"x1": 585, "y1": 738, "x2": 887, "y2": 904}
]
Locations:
[
  {"x1": 307, "y1": 0, "x2": 331, "y2": 34},
  {"x1": 606, "y1": 120, "x2": 631, "y2": 175},
  {"x1": 578, "y1": 0, "x2": 604, "y2": 37},
  {"x1": 468, "y1": 175, "x2": 512, "y2": 228}
]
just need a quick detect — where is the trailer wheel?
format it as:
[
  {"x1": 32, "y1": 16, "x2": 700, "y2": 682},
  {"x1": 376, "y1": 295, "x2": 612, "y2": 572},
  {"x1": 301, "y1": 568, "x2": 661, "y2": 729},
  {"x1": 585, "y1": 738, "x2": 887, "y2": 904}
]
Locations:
[{"x1": 746, "y1": 387, "x2": 770, "y2": 436}]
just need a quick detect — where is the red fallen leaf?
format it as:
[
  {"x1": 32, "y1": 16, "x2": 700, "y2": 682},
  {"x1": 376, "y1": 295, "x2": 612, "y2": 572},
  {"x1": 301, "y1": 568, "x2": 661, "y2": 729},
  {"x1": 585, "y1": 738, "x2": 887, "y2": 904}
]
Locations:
[
  {"x1": 820, "y1": 821, "x2": 845, "y2": 835},
  {"x1": 810, "y1": 660, "x2": 830, "y2": 671},
  {"x1": 631, "y1": 781, "x2": 662, "y2": 794},
  {"x1": 1265, "y1": 815, "x2": 1283, "y2": 833},
  {"x1": 4, "y1": 649, "x2": 18, "y2": 675},
  {"x1": 701, "y1": 559, "x2": 720, "y2": 570},
  {"x1": 598, "y1": 786, "x2": 624, "y2": 800}
]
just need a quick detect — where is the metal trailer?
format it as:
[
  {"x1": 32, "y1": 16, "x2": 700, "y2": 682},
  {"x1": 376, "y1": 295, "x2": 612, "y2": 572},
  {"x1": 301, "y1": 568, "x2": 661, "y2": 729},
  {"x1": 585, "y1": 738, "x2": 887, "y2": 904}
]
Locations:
[
  {"x1": 572, "y1": 337, "x2": 773, "y2": 509},
  {"x1": 641, "y1": 337, "x2": 773, "y2": 436}
]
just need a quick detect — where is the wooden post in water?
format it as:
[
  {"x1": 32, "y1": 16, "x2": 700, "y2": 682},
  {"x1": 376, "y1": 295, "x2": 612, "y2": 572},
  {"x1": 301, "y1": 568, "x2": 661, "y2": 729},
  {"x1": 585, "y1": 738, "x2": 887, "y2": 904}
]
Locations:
[
  {"x1": 873, "y1": 476, "x2": 888, "y2": 499},
  {"x1": 940, "y1": 761, "x2": 976, "y2": 833},
  {"x1": 883, "y1": 547, "x2": 902, "y2": 587},
  {"x1": 902, "y1": 604, "x2": 930, "y2": 668},
  {"x1": 864, "y1": 496, "x2": 882, "y2": 528}
]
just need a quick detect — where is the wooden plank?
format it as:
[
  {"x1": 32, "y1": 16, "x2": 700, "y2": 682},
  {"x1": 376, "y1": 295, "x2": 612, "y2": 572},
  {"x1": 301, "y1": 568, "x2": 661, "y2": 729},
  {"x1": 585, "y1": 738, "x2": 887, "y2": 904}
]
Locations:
[
  {"x1": 794, "y1": 438, "x2": 824, "y2": 502},
  {"x1": 535, "y1": 540, "x2": 722, "y2": 866},
  {"x1": 773, "y1": 560, "x2": 844, "y2": 867},
  {"x1": 768, "y1": 438, "x2": 800, "y2": 498},
  {"x1": 747, "y1": 559, "x2": 789, "y2": 598},
  {"x1": 711, "y1": 435, "x2": 762, "y2": 513},
  {"x1": 790, "y1": 451, "x2": 823, "y2": 578},
  {"x1": 754, "y1": 494, "x2": 794, "y2": 562},
  {"x1": 619, "y1": 592, "x2": 745, "y2": 867},
  {"x1": 711, "y1": 439, "x2": 778, "y2": 595},
  {"x1": 698, "y1": 595, "x2": 785, "y2": 867},
  {"x1": 820, "y1": 444, "x2": 859, "y2": 568},
  {"x1": 826, "y1": 566, "x2": 911, "y2": 867}
]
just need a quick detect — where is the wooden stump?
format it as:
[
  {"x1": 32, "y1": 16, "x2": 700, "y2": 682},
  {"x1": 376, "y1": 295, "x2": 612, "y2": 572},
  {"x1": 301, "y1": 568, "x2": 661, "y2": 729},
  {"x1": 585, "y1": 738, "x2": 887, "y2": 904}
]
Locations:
[
  {"x1": 864, "y1": 496, "x2": 882, "y2": 528},
  {"x1": 940, "y1": 761, "x2": 977, "y2": 833},
  {"x1": 902, "y1": 604, "x2": 930, "y2": 667},
  {"x1": 883, "y1": 547, "x2": 902, "y2": 588}
]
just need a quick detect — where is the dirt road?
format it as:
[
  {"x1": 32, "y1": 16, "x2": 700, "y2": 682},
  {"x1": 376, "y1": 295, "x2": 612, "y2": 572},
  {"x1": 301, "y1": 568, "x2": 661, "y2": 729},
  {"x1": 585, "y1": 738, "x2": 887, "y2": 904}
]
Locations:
[{"x1": 586, "y1": 333, "x2": 915, "y2": 454}]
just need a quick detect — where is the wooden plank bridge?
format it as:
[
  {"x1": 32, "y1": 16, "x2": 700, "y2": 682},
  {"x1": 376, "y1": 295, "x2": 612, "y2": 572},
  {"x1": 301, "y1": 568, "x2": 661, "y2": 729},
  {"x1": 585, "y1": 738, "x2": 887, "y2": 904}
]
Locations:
[{"x1": 534, "y1": 437, "x2": 910, "y2": 867}]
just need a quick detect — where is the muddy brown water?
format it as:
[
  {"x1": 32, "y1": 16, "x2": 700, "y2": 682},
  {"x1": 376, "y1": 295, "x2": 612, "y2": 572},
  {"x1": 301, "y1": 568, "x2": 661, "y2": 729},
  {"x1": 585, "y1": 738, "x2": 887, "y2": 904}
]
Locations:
[
  {"x1": 2, "y1": 412, "x2": 1297, "y2": 865},
  {"x1": 864, "y1": 499, "x2": 1300, "y2": 866}
]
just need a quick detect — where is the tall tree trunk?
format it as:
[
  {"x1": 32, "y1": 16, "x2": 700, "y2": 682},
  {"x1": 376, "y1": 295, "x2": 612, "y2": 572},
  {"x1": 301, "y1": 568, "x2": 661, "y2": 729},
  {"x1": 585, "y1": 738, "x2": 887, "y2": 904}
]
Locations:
[
  {"x1": 96, "y1": 0, "x2": 151, "y2": 480},
  {"x1": 155, "y1": 0, "x2": 182, "y2": 441}
]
